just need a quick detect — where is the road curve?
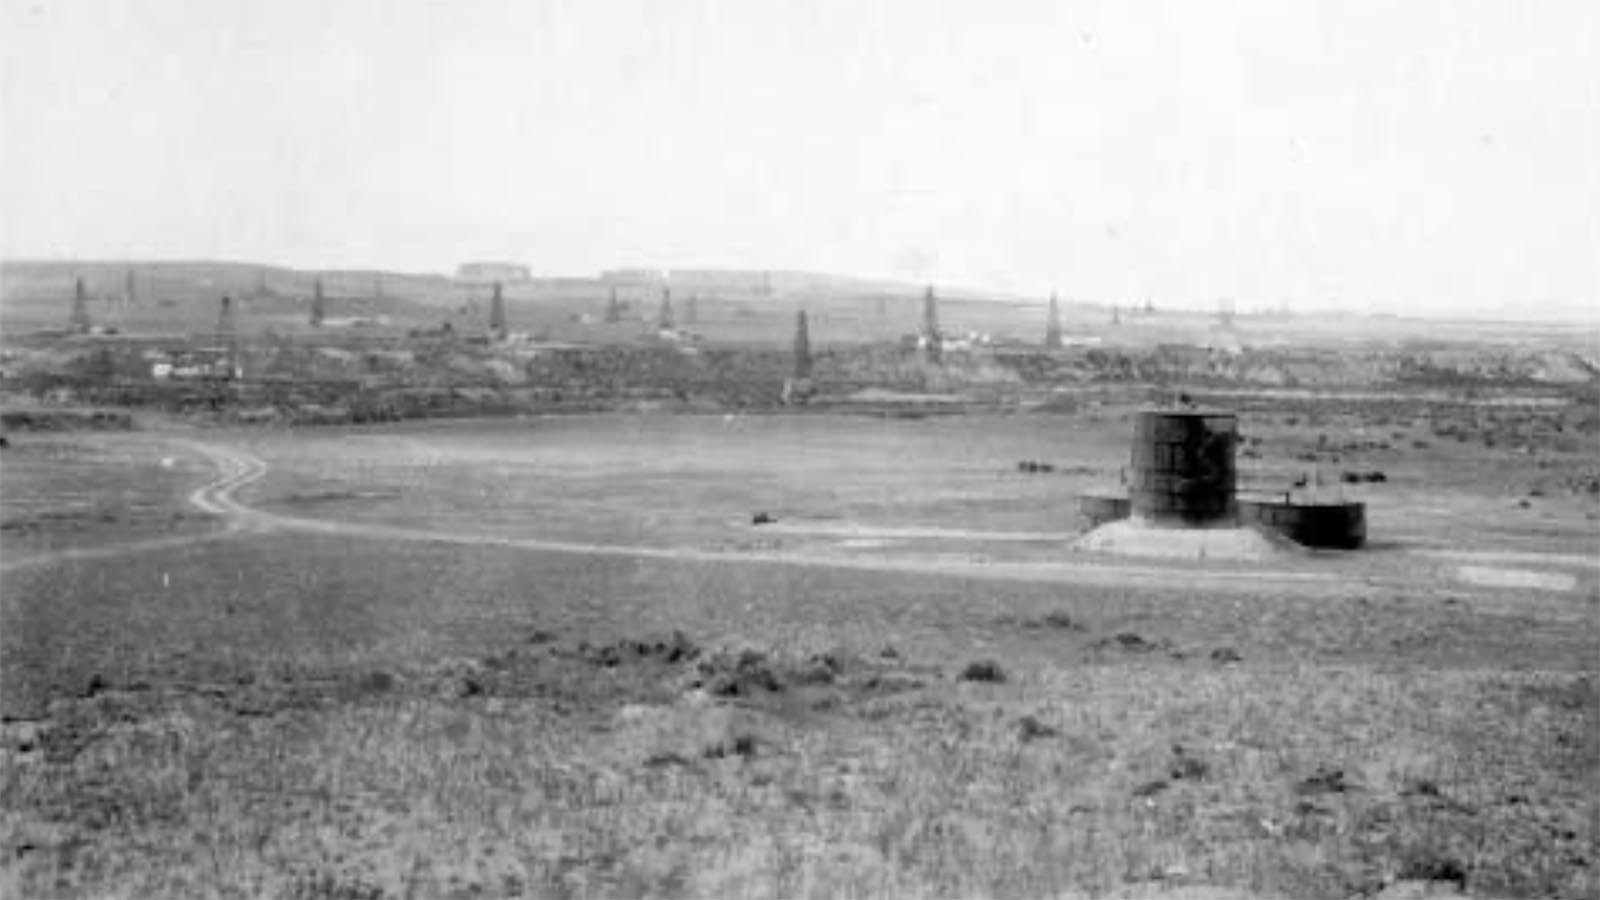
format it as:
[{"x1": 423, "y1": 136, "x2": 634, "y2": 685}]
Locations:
[
  {"x1": 156, "y1": 440, "x2": 1365, "y2": 596},
  {"x1": 178, "y1": 439, "x2": 272, "y2": 524},
  {"x1": 12, "y1": 438, "x2": 1576, "y2": 599},
  {"x1": 0, "y1": 439, "x2": 267, "y2": 575}
]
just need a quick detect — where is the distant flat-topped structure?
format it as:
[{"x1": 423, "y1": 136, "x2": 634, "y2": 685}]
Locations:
[{"x1": 456, "y1": 262, "x2": 530, "y2": 284}]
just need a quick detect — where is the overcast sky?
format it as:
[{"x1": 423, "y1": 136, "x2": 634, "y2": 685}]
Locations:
[{"x1": 2, "y1": 0, "x2": 1595, "y2": 319}]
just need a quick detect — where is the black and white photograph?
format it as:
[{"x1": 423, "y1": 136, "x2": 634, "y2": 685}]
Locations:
[{"x1": 1, "y1": 1, "x2": 1596, "y2": 897}]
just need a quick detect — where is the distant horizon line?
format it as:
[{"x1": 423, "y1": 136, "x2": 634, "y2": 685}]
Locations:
[{"x1": 3, "y1": 256, "x2": 1594, "y2": 329}]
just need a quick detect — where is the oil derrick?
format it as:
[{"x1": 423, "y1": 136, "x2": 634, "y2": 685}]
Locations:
[
  {"x1": 373, "y1": 276, "x2": 384, "y2": 303},
  {"x1": 216, "y1": 295, "x2": 240, "y2": 375},
  {"x1": 124, "y1": 269, "x2": 137, "y2": 309},
  {"x1": 70, "y1": 276, "x2": 92, "y2": 333},
  {"x1": 1112, "y1": 304, "x2": 1121, "y2": 326},
  {"x1": 684, "y1": 294, "x2": 699, "y2": 326},
  {"x1": 793, "y1": 309, "x2": 812, "y2": 379},
  {"x1": 1216, "y1": 297, "x2": 1236, "y2": 329},
  {"x1": 254, "y1": 270, "x2": 269, "y2": 299},
  {"x1": 875, "y1": 295, "x2": 888, "y2": 318},
  {"x1": 310, "y1": 278, "x2": 326, "y2": 327},
  {"x1": 83, "y1": 346, "x2": 116, "y2": 385},
  {"x1": 1045, "y1": 291, "x2": 1063, "y2": 349},
  {"x1": 489, "y1": 281, "x2": 507, "y2": 337},
  {"x1": 921, "y1": 285, "x2": 940, "y2": 338},
  {"x1": 216, "y1": 294, "x2": 237, "y2": 341},
  {"x1": 604, "y1": 286, "x2": 622, "y2": 323},
  {"x1": 657, "y1": 285, "x2": 674, "y2": 330},
  {"x1": 920, "y1": 285, "x2": 941, "y2": 364}
]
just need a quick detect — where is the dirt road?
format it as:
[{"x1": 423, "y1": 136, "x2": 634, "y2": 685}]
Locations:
[{"x1": 3, "y1": 438, "x2": 1589, "y2": 598}]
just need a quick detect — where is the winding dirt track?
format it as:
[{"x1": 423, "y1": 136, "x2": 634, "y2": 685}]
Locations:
[
  {"x1": 4, "y1": 438, "x2": 1368, "y2": 594},
  {"x1": 0, "y1": 442, "x2": 273, "y2": 574},
  {"x1": 6, "y1": 438, "x2": 1584, "y2": 598}
]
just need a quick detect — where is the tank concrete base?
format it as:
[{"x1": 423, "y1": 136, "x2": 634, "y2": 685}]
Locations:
[{"x1": 1073, "y1": 518, "x2": 1301, "y2": 562}]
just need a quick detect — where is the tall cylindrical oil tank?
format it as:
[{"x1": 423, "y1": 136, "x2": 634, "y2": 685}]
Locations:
[{"x1": 1129, "y1": 410, "x2": 1238, "y2": 526}]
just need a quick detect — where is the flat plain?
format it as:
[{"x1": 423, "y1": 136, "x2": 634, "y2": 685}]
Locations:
[{"x1": 2, "y1": 399, "x2": 1596, "y2": 899}]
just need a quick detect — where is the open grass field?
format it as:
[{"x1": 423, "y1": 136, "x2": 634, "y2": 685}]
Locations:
[
  {"x1": 229, "y1": 406, "x2": 1600, "y2": 561},
  {"x1": 0, "y1": 436, "x2": 215, "y2": 557},
  {"x1": 237, "y1": 414, "x2": 1115, "y2": 546},
  {"x1": 1, "y1": 406, "x2": 1596, "y2": 898}
]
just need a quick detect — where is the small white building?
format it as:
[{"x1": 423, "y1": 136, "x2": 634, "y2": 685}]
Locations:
[{"x1": 456, "y1": 262, "x2": 531, "y2": 284}]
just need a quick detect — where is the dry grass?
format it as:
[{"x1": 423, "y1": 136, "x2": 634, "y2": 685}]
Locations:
[
  {"x1": 0, "y1": 436, "x2": 213, "y2": 555},
  {"x1": 2, "y1": 410, "x2": 1596, "y2": 898},
  {"x1": 2, "y1": 530, "x2": 1595, "y2": 899},
  {"x1": 222, "y1": 410, "x2": 1600, "y2": 560},
  {"x1": 3, "y1": 656, "x2": 1594, "y2": 898}
]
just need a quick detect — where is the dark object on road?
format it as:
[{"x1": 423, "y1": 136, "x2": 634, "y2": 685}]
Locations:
[
  {"x1": 752, "y1": 512, "x2": 776, "y2": 525},
  {"x1": 1211, "y1": 646, "x2": 1243, "y2": 664}
]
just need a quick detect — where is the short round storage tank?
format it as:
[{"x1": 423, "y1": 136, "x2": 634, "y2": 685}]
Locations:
[
  {"x1": 1129, "y1": 410, "x2": 1239, "y2": 527},
  {"x1": 1238, "y1": 498, "x2": 1366, "y2": 550},
  {"x1": 1078, "y1": 494, "x2": 1132, "y2": 528}
]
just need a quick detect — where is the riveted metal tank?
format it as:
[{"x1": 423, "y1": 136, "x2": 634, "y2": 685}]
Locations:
[
  {"x1": 1128, "y1": 410, "x2": 1238, "y2": 526},
  {"x1": 1238, "y1": 497, "x2": 1366, "y2": 549},
  {"x1": 1078, "y1": 494, "x2": 1132, "y2": 528}
]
